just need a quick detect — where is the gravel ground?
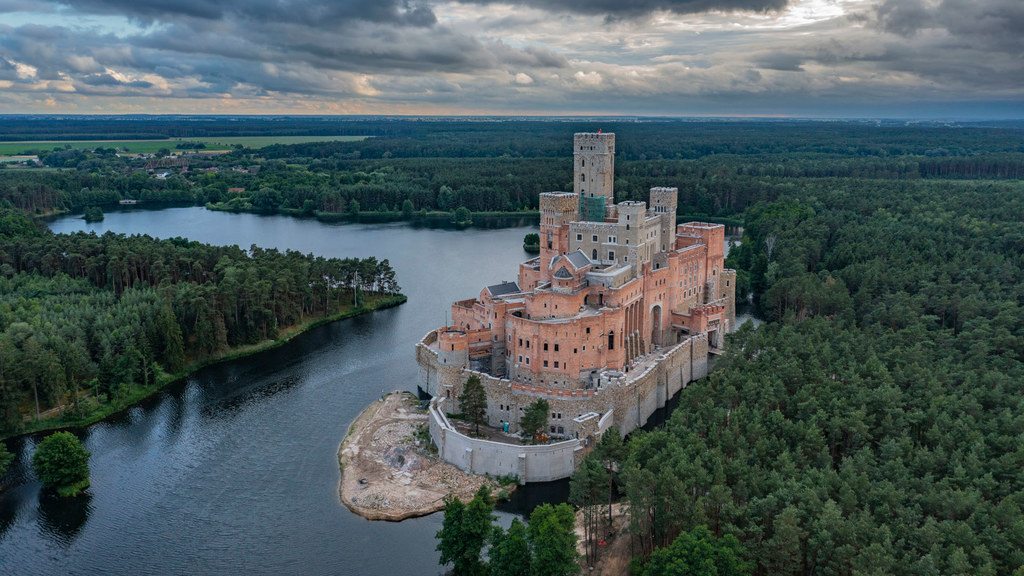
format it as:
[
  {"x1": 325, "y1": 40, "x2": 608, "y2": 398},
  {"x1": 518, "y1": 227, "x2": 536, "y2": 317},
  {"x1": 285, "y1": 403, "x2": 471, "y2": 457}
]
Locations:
[{"x1": 338, "y1": 391, "x2": 504, "y2": 521}]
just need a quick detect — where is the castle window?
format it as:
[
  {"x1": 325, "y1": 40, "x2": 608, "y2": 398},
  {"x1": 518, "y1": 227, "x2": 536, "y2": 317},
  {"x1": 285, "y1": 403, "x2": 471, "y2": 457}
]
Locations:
[
  {"x1": 526, "y1": 357, "x2": 530, "y2": 365},
  {"x1": 554, "y1": 343, "x2": 559, "y2": 352},
  {"x1": 573, "y1": 348, "x2": 578, "y2": 354},
  {"x1": 544, "y1": 360, "x2": 549, "y2": 368},
  {"x1": 608, "y1": 331, "x2": 615, "y2": 350},
  {"x1": 580, "y1": 173, "x2": 585, "y2": 182},
  {"x1": 526, "y1": 340, "x2": 530, "y2": 348},
  {"x1": 581, "y1": 159, "x2": 585, "y2": 167},
  {"x1": 592, "y1": 235, "x2": 598, "y2": 242},
  {"x1": 518, "y1": 355, "x2": 523, "y2": 362},
  {"x1": 592, "y1": 249, "x2": 598, "y2": 259},
  {"x1": 608, "y1": 251, "x2": 615, "y2": 260},
  {"x1": 554, "y1": 361, "x2": 559, "y2": 368},
  {"x1": 576, "y1": 234, "x2": 582, "y2": 241},
  {"x1": 519, "y1": 338, "x2": 523, "y2": 346},
  {"x1": 586, "y1": 327, "x2": 590, "y2": 334},
  {"x1": 544, "y1": 342, "x2": 549, "y2": 351},
  {"x1": 626, "y1": 224, "x2": 630, "y2": 231}
]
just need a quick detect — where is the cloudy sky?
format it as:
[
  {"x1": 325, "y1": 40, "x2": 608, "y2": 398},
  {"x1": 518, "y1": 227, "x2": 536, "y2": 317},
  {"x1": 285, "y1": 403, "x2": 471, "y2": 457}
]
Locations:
[{"x1": 0, "y1": 0, "x2": 1021, "y2": 117}]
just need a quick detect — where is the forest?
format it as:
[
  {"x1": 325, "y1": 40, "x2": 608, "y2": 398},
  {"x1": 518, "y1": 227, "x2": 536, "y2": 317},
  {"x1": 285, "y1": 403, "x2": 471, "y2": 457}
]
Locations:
[
  {"x1": 3, "y1": 119, "x2": 1024, "y2": 225},
  {"x1": 0, "y1": 205, "x2": 402, "y2": 436},
  {"x1": 571, "y1": 178, "x2": 1024, "y2": 574},
  {"x1": 2, "y1": 118, "x2": 1022, "y2": 573}
]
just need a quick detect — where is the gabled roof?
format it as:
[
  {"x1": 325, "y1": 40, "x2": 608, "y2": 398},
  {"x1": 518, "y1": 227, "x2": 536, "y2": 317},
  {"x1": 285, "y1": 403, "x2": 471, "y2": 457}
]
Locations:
[
  {"x1": 553, "y1": 266, "x2": 572, "y2": 279},
  {"x1": 486, "y1": 282, "x2": 521, "y2": 297},
  {"x1": 566, "y1": 250, "x2": 591, "y2": 269}
]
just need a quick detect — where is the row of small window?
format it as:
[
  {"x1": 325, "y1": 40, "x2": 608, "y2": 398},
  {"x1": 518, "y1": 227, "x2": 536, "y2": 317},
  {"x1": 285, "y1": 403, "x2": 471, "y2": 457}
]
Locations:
[
  {"x1": 509, "y1": 328, "x2": 592, "y2": 347},
  {"x1": 577, "y1": 234, "x2": 617, "y2": 243}
]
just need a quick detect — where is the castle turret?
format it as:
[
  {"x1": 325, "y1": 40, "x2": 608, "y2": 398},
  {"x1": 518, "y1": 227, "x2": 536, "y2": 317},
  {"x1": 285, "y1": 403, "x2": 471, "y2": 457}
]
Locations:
[
  {"x1": 649, "y1": 187, "x2": 678, "y2": 253},
  {"x1": 574, "y1": 133, "x2": 615, "y2": 220},
  {"x1": 539, "y1": 192, "x2": 579, "y2": 284},
  {"x1": 437, "y1": 328, "x2": 469, "y2": 368}
]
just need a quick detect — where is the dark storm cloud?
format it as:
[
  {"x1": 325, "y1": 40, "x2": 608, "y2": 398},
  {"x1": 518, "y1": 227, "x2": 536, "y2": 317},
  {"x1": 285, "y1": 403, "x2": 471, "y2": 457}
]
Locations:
[
  {"x1": 877, "y1": 0, "x2": 1024, "y2": 51},
  {"x1": 59, "y1": 0, "x2": 437, "y2": 26},
  {"x1": 456, "y1": 0, "x2": 788, "y2": 18}
]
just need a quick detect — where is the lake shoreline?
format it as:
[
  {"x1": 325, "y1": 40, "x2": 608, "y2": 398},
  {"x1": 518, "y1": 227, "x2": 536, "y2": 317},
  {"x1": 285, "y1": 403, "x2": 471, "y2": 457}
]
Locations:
[
  {"x1": 338, "y1": 391, "x2": 509, "y2": 522},
  {"x1": 2, "y1": 294, "x2": 407, "y2": 443}
]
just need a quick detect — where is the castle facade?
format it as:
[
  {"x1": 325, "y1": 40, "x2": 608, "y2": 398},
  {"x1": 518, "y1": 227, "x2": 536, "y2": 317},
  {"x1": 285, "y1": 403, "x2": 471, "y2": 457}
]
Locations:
[{"x1": 418, "y1": 133, "x2": 736, "y2": 480}]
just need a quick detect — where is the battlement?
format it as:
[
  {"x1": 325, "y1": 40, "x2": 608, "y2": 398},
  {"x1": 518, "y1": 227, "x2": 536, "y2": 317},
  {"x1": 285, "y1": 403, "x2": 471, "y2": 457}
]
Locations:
[
  {"x1": 574, "y1": 132, "x2": 615, "y2": 154},
  {"x1": 539, "y1": 192, "x2": 580, "y2": 214}
]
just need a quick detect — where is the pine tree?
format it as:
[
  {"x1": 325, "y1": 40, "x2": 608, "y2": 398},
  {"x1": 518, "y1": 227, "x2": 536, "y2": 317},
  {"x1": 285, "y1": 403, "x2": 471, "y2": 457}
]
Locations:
[
  {"x1": 490, "y1": 518, "x2": 531, "y2": 576},
  {"x1": 461, "y1": 375, "x2": 487, "y2": 435},
  {"x1": 519, "y1": 399, "x2": 549, "y2": 444}
]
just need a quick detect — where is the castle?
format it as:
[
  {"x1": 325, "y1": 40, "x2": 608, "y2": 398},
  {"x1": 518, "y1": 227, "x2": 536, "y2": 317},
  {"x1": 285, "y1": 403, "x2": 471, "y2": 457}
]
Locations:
[{"x1": 418, "y1": 132, "x2": 736, "y2": 482}]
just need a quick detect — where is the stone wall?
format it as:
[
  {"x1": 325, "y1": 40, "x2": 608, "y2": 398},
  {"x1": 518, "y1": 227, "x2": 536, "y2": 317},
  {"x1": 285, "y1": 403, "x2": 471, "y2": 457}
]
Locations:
[
  {"x1": 428, "y1": 398, "x2": 583, "y2": 484},
  {"x1": 418, "y1": 329, "x2": 710, "y2": 442}
]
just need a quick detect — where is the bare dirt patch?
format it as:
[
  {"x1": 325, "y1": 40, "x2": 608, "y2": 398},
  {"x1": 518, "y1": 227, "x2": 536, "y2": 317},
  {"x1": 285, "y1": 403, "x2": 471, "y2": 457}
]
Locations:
[
  {"x1": 577, "y1": 502, "x2": 634, "y2": 575},
  {"x1": 338, "y1": 391, "x2": 503, "y2": 521}
]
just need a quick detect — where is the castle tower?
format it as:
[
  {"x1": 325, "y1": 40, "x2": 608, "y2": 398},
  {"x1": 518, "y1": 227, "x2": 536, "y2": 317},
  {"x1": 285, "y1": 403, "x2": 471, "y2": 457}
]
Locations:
[
  {"x1": 617, "y1": 201, "x2": 646, "y2": 272},
  {"x1": 539, "y1": 192, "x2": 580, "y2": 283},
  {"x1": 574, "y1": 133, "x2": 615, "y2": 221},
  {"x1": 649, "y1": 187, "x2": 678, "y2": 253}
]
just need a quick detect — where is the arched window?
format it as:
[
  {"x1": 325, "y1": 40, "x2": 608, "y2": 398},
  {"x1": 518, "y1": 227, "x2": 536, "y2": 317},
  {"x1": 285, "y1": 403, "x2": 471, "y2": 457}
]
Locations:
[
  {"x1": 592, "y1": 249, "x2": 598, "y2": 259},
  {"x1": 581, "y1": 158, "x2": 585, "y2": 167},
  {"x1": 580, "y1": 173, "x2": 586, "y2": 182}
]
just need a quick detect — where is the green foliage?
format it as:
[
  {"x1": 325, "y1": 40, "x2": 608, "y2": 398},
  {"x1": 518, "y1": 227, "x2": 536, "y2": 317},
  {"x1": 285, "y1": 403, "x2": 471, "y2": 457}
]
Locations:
[
  {"x1": 436, "y1": 488, "x2": 578, "y2": 576},
  {"x1": 0, "y1": 206, "x2": 402, "y2": 435},
  {"x1": 519, "y1": 398, "x2": 549, "y2": 444},
  {"x1": 523, "y1": 232, "x2": 540, "y2": 253},
  {"x1": 82, "y1": 206, "x2": 104, "y2": 222},
  {"x1": 461, "y1": 375, "x2": 488, "y2": 435},
  {"x1": 490, "y1": 518, "x2": 531, "y2": 576},
  {"x1": 451, "y1": 206, "x2": 473, "y2": 227},
  {"x1": 529, "y1": 503, "x2": 579, "y2": 576},
  {"x1": 437, "y1": 485, "x2": 495, "y2": 576},
  {"x1": 569, "y1": 456, "x2": 607, "y2": 566},
  {"x1": 0, "y1": 442, "x2": 13, "y2": 476},
  {"x1": 31, "y1": 431, "x2": 90, "y2": 497},
  {"x1": 619, "y1": 175, "x2": 1024, "y2": 574},
  {"x1": 636, "y1": 526, "x2": 750, "y2": 576}
]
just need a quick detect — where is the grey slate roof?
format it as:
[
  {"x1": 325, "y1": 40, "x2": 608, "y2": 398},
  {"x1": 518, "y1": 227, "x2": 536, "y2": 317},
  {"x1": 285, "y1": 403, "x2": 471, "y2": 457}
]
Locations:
[
  {"x1": 566, "y1": 250, "x2": 591, "y2": 269},
  {"x1": 553, "y1": 267, "x2": 572, "y2": 279},
  {"x1": 486, "y1": 282, "x2": 521, "y2": 297}
]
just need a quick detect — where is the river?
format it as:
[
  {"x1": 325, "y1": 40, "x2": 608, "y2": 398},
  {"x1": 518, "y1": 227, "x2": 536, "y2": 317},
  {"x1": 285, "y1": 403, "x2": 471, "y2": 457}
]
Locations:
[{"x1": 0, "y1": 208, "x2": 753, "y2": 575}]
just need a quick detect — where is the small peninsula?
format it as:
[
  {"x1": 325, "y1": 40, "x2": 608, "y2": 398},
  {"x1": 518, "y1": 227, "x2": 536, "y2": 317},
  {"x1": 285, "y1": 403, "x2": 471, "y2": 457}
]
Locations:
[{"x1": 338, "y1": 392, "x2": 505, "y2": 521}]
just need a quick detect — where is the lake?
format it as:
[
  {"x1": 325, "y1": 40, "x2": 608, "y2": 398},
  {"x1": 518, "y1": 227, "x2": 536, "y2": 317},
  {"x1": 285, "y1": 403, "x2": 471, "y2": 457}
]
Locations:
[
  {"x1": 0, "y1": 207, "x2": 752, "y2": 575},
  {"x1": 2, "y1": 208, "x2": 537, "y2": 576}
]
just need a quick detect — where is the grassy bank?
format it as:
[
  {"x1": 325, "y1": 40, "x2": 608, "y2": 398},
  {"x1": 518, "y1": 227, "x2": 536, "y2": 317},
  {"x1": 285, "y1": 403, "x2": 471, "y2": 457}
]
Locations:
[{"x1": 3, "y1": 293, "x2": 406, "y2": 441}]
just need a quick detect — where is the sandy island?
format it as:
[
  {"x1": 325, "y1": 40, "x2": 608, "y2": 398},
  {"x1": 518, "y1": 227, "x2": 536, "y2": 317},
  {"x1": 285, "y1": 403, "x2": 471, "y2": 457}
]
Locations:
[{"x1": 338, "y1": 391, "x2": 505, "y2": 521}]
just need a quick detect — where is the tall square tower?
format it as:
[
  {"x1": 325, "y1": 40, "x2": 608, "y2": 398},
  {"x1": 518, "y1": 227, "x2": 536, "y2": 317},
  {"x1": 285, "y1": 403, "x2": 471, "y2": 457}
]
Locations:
[{"x1": 574, "y1": 132, "x2": 615, "y2": 220}]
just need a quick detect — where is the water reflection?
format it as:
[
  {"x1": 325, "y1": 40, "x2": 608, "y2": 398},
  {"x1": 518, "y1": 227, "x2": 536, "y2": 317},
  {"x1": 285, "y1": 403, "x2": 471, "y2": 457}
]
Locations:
[{"x1": 37, "y1": 490, "x2": 92, "y2": 547}]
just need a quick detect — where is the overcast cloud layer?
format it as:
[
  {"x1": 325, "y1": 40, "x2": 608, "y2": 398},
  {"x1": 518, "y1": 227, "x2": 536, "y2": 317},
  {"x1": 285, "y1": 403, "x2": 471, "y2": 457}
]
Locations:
[{"x1": 0, "y1": 0, "x2": 1021, "y2": 116}]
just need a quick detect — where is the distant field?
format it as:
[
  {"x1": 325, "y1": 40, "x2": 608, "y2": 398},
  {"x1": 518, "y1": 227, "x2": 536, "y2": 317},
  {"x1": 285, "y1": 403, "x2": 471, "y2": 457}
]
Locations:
[{"x1": 0, "y1": 135, "x2": 368, "y2": 155}]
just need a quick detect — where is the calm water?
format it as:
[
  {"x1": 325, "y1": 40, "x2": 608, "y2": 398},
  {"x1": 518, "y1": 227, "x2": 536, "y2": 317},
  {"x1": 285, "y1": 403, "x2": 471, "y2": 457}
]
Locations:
[{"x1": 1, "y1": 208, "x2": 536, "y2": 576}]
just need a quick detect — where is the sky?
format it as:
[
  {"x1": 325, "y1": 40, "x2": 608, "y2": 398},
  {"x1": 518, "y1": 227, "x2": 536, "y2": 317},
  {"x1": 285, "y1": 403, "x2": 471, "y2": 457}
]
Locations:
[{"x1": 0, "y1": 0, "x2": 1021, "y2": 117}]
